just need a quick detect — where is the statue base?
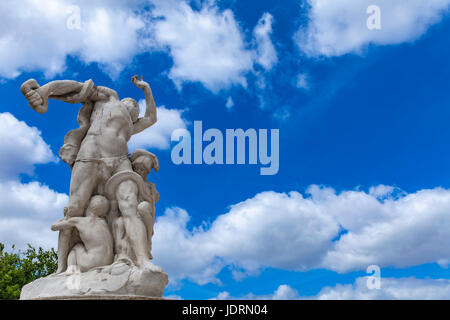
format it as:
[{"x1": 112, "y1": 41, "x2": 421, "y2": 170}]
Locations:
[
  {"x1": 24, "y1": 295, "x2": 168, "y2": 300},
  {"x1": 20, "y1": 261, "x2": 169, "y2": 300}
]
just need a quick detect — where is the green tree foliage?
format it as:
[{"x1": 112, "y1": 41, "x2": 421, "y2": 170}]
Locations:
[{"x1": 0, "y1": 242, "x2": 57, "y2": 299}]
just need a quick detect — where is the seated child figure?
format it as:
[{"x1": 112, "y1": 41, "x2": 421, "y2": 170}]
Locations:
[{"x1": 51, "y1": 195, "x2": 114, "y2": 273}]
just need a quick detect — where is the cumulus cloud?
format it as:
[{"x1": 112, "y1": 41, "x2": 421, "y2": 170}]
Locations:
[
  {"x1": 152, "y1": 185, "x2": 450, "y2": 284},
  {"x1": 212, "y1": 277, "x2": 450, "y2": 300},
  {"x1": 0, "y1": 181, "x2": 67, "y2": 249},
  {"x1": 152, "y1": 190, "x2": 339, "y2": 284},
  {"x1": 152, "y1": 207, "x2": 225, "y2": 285},
  {"x1": 151, "y1": 1, "x2": 276, "y2": 92},
  {"x1": 128, "y1": 100, "x2": 188, "y2": 150},
  {"x1": 296, "y1": 0, "x2": 450, "y2": 57},
  {"x1": 0, "y1": 112, "x2": 57, "y2": 180},
  {"x1": 152, "y1": 191, "x2": 340, "y2": 284},
  {"x1": 0, "y1": 113, "x2": 66, "y2": 249},
  {"x1": 212, "y1": 284, "x2": 300, "y2": 300},
  {"x1": 6, "y1": 0, "x2": 449, "y2": 96},
  {"x1": 317, "y1": 277, "x2": 450, "y2": 300},
  {"x1": 0, "y1": 0, "x2": 278, "y2": 93},
  {"x1": 0, "y1": 0, "x2": 147, "y2": 78},
  {"x1": 322, "y1": 187, "x2": 450, "y2": 272}
]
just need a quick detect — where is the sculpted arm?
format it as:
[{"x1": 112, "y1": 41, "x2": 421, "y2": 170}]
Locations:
[
  {"x1": 131, "y1": 75, "x2": 157, "y2": 135},
  {"x1": 51, "y1": 217, "x2": 82, "y2": 231},
  {"x1": 20, "y1": 79, "x2": 117, "y2": 113}
]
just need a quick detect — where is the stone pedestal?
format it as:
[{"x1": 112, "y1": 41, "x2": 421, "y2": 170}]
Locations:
[{"x1": 20, "y1": 261, "x2": 168, "y2": 300}]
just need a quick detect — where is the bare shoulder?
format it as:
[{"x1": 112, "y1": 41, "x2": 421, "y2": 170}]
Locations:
[
  {"x1": 67, "y1": 217, "x2": 84, "y2": 224},
  {"x1": 97, "y1": 218, "x2": 110, "y2": 227},
  {"x1": 91, "y1": 86, "x2": 119, "y2": 101}
]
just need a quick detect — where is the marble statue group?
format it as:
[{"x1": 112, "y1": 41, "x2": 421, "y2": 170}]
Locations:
[{"x1": 19, "y1": 76, "x2": 168, "y2": 299}]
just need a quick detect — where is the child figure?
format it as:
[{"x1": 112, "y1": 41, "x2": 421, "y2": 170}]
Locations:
[{"x1": 51, "y1": 195, "x2": 114, "y2": 273}]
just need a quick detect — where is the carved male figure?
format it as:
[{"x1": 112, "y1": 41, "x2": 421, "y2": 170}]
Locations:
[
  {"x1": 111, "y1": 150, "x2": 160, "y2": 265},
  {"x1": 51, "y1": 195, "x2": 113, "y2": 273},
  {"x1": 21, "y1": 75, "x2": 157, "y2": 273},
  {"x1": 131, "y1": 149, "x2": 160, "y2": 257}
]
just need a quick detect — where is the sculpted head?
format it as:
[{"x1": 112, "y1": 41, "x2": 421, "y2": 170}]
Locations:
[
  {"x1": 131, "y1": 149, "x2": 159, "y2": 179},
  {"x1": 86, "y1": 195, "x2": 109, "y2": 218},
  {"x1": 121, "y1": 98, "x2": 139, "y2": 123}
]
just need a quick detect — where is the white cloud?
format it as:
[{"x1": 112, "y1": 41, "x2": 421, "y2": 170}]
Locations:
[
  {"x1": 253, "y1": 13, "x2": 278, "y2": 71},
  {"x1": 128, "y1": 101, "x2": 188, "y2": 150},
  {"x1": 323, "y1": 187, "x2": 450, "y2": 272},
  {"x1": 152, "y1": 190, "x2": 339, "y2": 284},
  {"x1": 0, "y1": 0, "x2": 147, "y2": 78},
  {"x1": 151, "y1": 1, "x2": 254, "y2": 92},
  {"x1": 212, "y1": 277, "x2": 450, "y2": 300},
  {"x1": 271, "y1": 284, "x2": 301, "y2": 300},
  {"x1": 0, "y1": 112, "x2": 56, "y2": 180},
  {"x1": 0, "y1": 181, "x2": 67, "y2": 249},
  {"x1": 152, "y1": 190, "x2": 340, "y2": 284},
  {"x1": 296, "y1": 0, "x2": 450, "y2": 57},
  {"x1": 152, "y1": 185, "x2": 450, "y2": 284},
  {"x1": 225, "y1": 96, "x2": 234, "y2": 109},
  {"x1": 0, "y1": 113, "x2": 66, "y2": 249},
  {"x1": 152, "y1": 207, "x2": 225, "y2": 285},
  {"x1": 212, "y1": 284, "x2": 300, "y2": 300},
  {"x1": 295, "y1": 73, "x2": 310, "y2": 90},
  {"x1": 317, "y1": 277, "x2": 450, "y2": 300},
  {"x1": 0, "y1": 0, "x2": 278, "y2": 93}
]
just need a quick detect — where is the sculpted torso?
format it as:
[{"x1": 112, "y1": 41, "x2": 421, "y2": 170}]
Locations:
[
  {"x1": 74, "y1": 217, "x2": 112, "y2": 252},
  {"x1": 78, "y1": 95, "x2": 133, "y2": 160}
]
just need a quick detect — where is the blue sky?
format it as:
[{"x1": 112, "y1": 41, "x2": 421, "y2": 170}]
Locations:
[{"x1": 1, "y1": 0, "x2": 450, "y2": 299}]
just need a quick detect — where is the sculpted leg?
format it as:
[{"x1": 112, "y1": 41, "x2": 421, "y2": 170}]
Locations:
[
  {"x1": 112, "y1": 216, "x2": 132, "y2": 261},
  {"x1": 56, "y1": 161, "x2": 99, "y2": 273},
  {"x1": 65, "y1": 161, "x2": 100, "y2": 216},
  {"x1": 56, "y1": 230, "x2": 71, "y2": 273},
  {"x1": 67, "y1": 246, "x2": 78, "y2": 267},
  {"x1": 116, "y1": 180, "x2": 150, "y2": 267},
  {"x1": 137, "y1": 201, "x2": 155, "y2": 259},
  {"x1": 68, "y1": 243, "x2": 88, "y2": 272}
]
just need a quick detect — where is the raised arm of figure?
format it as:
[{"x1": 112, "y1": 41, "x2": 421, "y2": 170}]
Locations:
[
  {"x1": 20, "y1": 79, "x2": 118, "y2": 113},
  {"x1": 131, "y1": 75, "x2": 157, "y2": 135}
]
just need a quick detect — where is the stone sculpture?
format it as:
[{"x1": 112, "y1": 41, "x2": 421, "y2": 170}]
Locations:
[
  {"x1": 51, "y1": 195, "x2": 114, "y2": 273},
  {"x1": 19, "y1": 76, "x2": 168, "y2": 300}
]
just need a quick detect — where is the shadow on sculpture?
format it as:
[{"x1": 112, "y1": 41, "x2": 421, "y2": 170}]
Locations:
[{"x1": 19, "y1": 76, "x2": 168, "y2": 299}]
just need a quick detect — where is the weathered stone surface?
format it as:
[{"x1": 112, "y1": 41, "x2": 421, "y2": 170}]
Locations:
[
  {"x1": 20, "y1": 261, "x2": 168, "y2": 300},
  {"x1": 29, "y1": 295, "x2": 167, "y2": 300},
  {"x1": 19, "y1": 76, "x2": 168, "y2": 300}
]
